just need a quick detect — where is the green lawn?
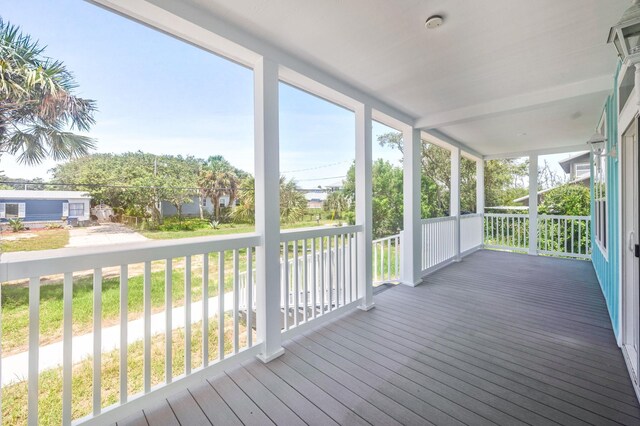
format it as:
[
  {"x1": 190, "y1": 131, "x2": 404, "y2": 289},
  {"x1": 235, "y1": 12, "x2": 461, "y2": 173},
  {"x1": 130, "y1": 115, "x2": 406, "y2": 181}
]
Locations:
[
  {"x1": 1, "y1": 251, "x2": 250, "y2": 355},
  {"x1": 0, "y1": 229, "x2": 69, "y2": 252},
  {"x1": 2, "y1": 314, "x2": 251, "y2": 425},
  {"x1": 141, "y1": 219, "x2": 341, "y2": 240}
]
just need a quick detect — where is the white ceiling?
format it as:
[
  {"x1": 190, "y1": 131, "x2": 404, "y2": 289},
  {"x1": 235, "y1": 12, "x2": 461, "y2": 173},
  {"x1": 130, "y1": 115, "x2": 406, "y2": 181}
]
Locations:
[{"x1": 155, "y1": 0, "x2": 628, "y2": 155}]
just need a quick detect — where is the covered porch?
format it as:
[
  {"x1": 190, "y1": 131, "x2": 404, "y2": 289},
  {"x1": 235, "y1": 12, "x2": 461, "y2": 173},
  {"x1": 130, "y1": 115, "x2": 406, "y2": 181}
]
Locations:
[
  {"x1": 117, "y1": 250, "x2": 640, "y2": 426},
  {"x1": 2, "y1": 1, "x2": 639, "y2": 425}
]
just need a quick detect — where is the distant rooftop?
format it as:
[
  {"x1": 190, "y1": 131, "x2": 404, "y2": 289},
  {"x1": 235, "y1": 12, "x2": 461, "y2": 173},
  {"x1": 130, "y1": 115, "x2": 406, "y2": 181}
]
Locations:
[{"x1": 0, "y1": 190, "x2": 91, "y2": 200}]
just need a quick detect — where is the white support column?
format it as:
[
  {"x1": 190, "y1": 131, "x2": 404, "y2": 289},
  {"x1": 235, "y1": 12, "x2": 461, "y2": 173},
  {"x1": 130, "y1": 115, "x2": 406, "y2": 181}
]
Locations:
[
  {"x1": 355, "y1": 104, "x2": 374, "y2": 310},
  {"x1": 400, "y1": 127, "x2": 422, "y2": 286},
  {"x1": 450, "y1": 146, "x2": 461, "y2": 261},
  {"x1": 528, "y1": 154, "x2": 539, "y2": 256},
  {"x1": 476, "y1": 158, "x2": 485, "y2": 247},
  {"x1": 254, "y1": 57, "x2": 284, "y2": 363}
]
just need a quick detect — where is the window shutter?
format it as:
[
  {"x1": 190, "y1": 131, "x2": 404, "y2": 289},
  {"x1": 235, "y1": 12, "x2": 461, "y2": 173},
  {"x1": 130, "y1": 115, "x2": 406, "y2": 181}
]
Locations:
[
  {"x1": 18, "y1": 203, "x2": 26, "y2": 218},
  {"x1": 62, "y1": 202, "x2": 69, "y2": 217},
  {"x1": 0, "y1": 203, "x2": 5, "y2": 219}
]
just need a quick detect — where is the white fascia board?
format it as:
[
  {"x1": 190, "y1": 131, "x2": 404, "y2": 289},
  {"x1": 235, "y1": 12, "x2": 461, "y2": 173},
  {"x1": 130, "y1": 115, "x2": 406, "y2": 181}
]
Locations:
[
  {"x1": 421, "y1": 129, "x2": 484, "y2": 161},
  {"x1": 415, "y1": 75, "x2": 614, "y2": 130},
  {"x1": 484, "y1": 144, "x2": 588, "y2": 160},
  {"x1": 88, "y1": 0, "x2": 415, "y2": 126}
]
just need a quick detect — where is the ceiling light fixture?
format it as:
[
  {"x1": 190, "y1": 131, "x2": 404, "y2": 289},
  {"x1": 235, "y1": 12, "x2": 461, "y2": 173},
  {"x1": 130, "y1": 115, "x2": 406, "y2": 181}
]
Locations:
[{"x1": 425, "y1": 15, "x2": 444, "y2": 29}]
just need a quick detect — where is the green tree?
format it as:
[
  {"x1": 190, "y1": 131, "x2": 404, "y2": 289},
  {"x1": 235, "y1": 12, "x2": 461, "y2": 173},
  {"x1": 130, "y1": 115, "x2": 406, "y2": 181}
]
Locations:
[
  {"x1": 342, "y1": 159, "x2": 404, "y2": 239},
  {"x1": 0, "y1": 19, "x2": 96, "y2": 165},
  {"x1": 323, "y1": 191, "x2": 349, "y2": 220},
  {"x1": 539, "y1": 184, "x2": 590, "y2": 216},
  {"x1": 230, "y1": 176, "x2": 308, "y2": 224},
  {"x1": 279, "y1": 177, "x2": 307, "y2": 223},
  {"x1": 50, "y1": 152, "x2": 201, "y2": 223}
]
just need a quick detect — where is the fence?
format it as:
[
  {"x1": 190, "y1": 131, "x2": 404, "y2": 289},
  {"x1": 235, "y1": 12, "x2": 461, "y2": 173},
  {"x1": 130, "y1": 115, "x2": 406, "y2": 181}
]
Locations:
[
  {"x1": 0, "y1": 225, "x2": 365, "y2": 425},
  {"x1": 372, "y1": 234, "x2": 400, "y2": 284},
  {"x1": 484, "y1": 213, "x2": 591, "y2": 259}
]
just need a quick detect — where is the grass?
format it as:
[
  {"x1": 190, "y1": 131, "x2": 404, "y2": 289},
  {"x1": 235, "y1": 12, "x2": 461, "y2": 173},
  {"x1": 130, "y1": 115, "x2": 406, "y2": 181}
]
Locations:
[
  {"x1": 0, "y1": 229, "x2": 69, "y2": 252},
  {"x1": 1, "y1": 252, "x2": 251, "y2": 355},
  {"x1": 1, "y1": 219, "x2": 348, "y2": 355},
  {"x1": 2, "y1": 314, "x2": 253, "y2": 425},
  {"x1": 141, "y1": 219, "x2": 342, "y2": 240}
]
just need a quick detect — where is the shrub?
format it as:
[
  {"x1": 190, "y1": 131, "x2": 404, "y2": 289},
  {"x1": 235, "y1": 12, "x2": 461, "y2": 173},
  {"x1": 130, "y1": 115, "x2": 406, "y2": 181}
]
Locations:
[{"x1": 8, "y1": 218, "x2": 25, "y2": 232}]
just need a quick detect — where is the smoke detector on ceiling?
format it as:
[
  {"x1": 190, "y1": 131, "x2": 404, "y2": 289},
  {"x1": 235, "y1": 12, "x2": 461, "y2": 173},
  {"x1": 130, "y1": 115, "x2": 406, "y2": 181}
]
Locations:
[{"x1": 425, "y1": 15, "x2": 444, "y2": 29}]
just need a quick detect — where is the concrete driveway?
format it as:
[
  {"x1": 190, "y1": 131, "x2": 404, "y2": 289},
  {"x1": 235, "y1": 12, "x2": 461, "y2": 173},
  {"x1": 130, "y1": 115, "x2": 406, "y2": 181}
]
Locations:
[{"x1": 66, "y1": 223, "x2": 148, "y2": 248}]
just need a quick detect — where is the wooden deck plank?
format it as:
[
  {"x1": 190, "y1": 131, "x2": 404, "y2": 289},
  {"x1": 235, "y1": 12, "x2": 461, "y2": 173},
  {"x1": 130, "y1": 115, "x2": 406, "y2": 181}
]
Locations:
[
  {"x1": 305, "y1": 325, "x2": 580, "y2": 426},
  {"x1": 142, "y1": 400, "x2": 180, "y2": 426},
  {"x1": 340, "y1": 313, "x2": 640, "y2": 423},
  {"x1": 189, "y1": 382, "x2": 243, "y2": 426},
  {"x1": 289, "y1": 335, "x2": 529, "y2": 426},
  {"x1": 264, "y1": 357, "x2": 370, "y2": 425},
  {"x1": 277, "y1": 351, "x2": 408, "y2": 426},
  {"x1": 374, "y1": 296, "x2": 634, "y2": 389},
  {"x1": 111, "y1": 250, "x2": 640, "y2": 426},
  {"x1": 116, "y1": 410, "x2": 148, "y2": 426},
  {"x1": 378, "y1": 291, "x2": 629, "y2": 375},
  {"x1": 242, "y1": 360, "x2": 340, "y2": 426},
  {"x1": 166, "y1": 389, "x2": 212, "y2": 426},
  {"x1": 320, "y1": 317, "x2": 618, "y2": 426},
  {"x1": 208, "y1": 373, "x2": 275, "y2": 426},
  {"x1": 284, "y1": 339, "x2": 441, "y2": 425},
  {"x1": 226, "y1": 365, "x2": 306, "y2": 426}
]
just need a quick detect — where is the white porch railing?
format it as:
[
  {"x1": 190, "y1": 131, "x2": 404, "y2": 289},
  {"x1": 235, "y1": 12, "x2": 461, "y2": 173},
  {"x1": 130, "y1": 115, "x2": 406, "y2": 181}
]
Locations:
[
  {"x1": 484, "y1": 213, "x2": 530, "y2": 252},
  {"x1": 538, "y1": 215, "x2": 591, "y2": 259},
  {"x1": 421, "y1": 216, "x2": 456, "y2": 273},
  {"x1": 372, "y1": 234, "x2": 400, "y2": 284},
  {"x1": 460, "y1": 213, "x2": 484, "y2": 253},
  {"x1": 279, "y1": 225, "x2": 361, "y2": 332},
  {"x1": 484, "y1": 213, "x2": 591, "y2": 259},
  {"x1": 0, "y1": 225, "x2": 365, "y2": 425}
]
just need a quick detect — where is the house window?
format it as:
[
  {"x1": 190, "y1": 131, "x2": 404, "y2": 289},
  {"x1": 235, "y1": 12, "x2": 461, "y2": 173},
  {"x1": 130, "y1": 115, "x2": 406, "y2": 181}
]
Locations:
[
  {"x1": 574, "y1": 163, "x2": 590, "y2": 178},
  {"x1": 5, "y1": 203, "x2": 19, "y2": 218},
  {"x1": 69, "y1": 203, "x2": 84, "y2": 217},
  {"x1": 594, "y1": 114, "x2": 607, "y2": 254}
]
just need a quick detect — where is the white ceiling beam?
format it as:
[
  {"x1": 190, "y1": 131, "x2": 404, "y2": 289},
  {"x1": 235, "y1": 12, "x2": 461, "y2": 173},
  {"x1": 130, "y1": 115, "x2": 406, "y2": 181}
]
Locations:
[
  {"x1": 484, "y1": 144, "x2": 588, "y2": 160},
  {"x1": 415, "y1": 75, "x2": 613, "y2": 130},
  {"x1": 88, "y1": 0, "x2": 416, "y2": 126},
  {"x1": 421, "y1": 130, "x2": 484, "y2": 161}
]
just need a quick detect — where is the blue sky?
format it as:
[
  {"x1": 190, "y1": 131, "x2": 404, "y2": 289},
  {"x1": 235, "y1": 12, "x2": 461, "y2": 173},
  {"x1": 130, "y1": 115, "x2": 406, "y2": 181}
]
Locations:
[{"x1": 0, "y1": 0, "x2": 401, "y2": 188}]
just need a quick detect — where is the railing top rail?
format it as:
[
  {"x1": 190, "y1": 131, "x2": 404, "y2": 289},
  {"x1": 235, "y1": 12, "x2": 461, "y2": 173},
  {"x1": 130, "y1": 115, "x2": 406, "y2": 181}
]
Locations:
[
  {"x1": 484, "y1": 213, "x2": 529, "y2": 218},
  {"x1": 279, "y1": 224, "x2": 363, "y2": 242},
  {"x1": 461, "y1": 213, "x2": 483, "y2": 218},
  {"x1": 538, "y1": 214, "x2": 591, "y2": 220},
  {"x1": 0, "y1": 232, "x2": 261, "y2": 282},
  {"x1": 421, "y1": 216, "x2": 457, "y2": 224},
  {"x1": 372, "y1": 234, "x2": 400, "y2": 244}
]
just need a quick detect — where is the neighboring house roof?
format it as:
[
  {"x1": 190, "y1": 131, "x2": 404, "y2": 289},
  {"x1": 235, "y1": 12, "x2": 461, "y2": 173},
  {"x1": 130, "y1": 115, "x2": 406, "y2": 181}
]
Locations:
[
  {"x1": 512, "y1": 175, "x2": 590, "y2": 204},
  {"x1": 304, "y1": 192, "x2": 328, "y2": 202},
  {"x1": 558, "y1": 151, "x2": 589, "y2": 174},
  {"x1": 0, "y1": 190, "x2": 91, "y2": 200}
]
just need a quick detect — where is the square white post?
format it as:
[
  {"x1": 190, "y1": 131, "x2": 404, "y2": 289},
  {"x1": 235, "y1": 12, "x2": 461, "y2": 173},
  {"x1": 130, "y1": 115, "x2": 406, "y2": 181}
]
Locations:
[
  {"x1": 355, "y1": 104, "x2": 374, "y2": 310},
  {"x1": 254, "y1": 57, "x2": 284, "y2": 362},
  {"x1": 528, "y1": 154, "x2": 539, "y2": 255},
  {"x1": 400, "y1": 127, "x2": 422, "y2": 286},
  {"x1": 476, "y1": 158, "x2": 485, "y2": 246},
  {"x1": 450, "y1": 146, "x2": 461, "y2": 261}
]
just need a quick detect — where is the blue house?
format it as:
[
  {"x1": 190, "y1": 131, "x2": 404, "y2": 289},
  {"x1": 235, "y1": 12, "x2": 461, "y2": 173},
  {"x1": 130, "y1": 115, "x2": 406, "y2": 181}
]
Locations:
[
  {"x1": 0, "y1": 190, "x2": 91, "y2": 226},
  {"x1": 591, "y1": 55, "x2": 640, "y2": 394}
]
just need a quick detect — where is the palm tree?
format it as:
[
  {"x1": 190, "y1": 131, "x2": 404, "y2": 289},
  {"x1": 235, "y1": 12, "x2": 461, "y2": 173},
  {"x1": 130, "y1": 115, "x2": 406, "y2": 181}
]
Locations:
[
  {"x1": 0, "y1": 19, "x2": 96, "y2": 165},
  {"x1": 198, "y1": 169, "x2": 239, "y2": 221}
]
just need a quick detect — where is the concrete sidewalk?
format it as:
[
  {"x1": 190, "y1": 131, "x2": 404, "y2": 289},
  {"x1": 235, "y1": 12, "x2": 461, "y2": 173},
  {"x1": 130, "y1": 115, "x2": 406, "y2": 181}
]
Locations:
[{"x1": 1, "y1": 292, "x2": 236, "y2": 387}]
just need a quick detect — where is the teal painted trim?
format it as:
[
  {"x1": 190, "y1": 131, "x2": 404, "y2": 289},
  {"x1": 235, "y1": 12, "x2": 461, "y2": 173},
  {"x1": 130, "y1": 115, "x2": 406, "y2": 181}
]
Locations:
[{"x1": 591, "y1": 60, "x2": 621, "y2": 339}]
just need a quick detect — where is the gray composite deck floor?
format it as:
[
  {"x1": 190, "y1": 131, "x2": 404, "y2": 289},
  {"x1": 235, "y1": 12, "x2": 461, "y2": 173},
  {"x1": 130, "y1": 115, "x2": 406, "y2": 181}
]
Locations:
[{"x1": 117, "y1": 250, "x2": 640, "y2": 426}]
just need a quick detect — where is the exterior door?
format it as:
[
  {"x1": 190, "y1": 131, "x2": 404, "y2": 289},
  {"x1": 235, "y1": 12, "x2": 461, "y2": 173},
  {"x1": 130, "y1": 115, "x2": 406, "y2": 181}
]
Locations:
[{"x1": 622, "y1": 117, "x2": 640, "y2": 385}]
